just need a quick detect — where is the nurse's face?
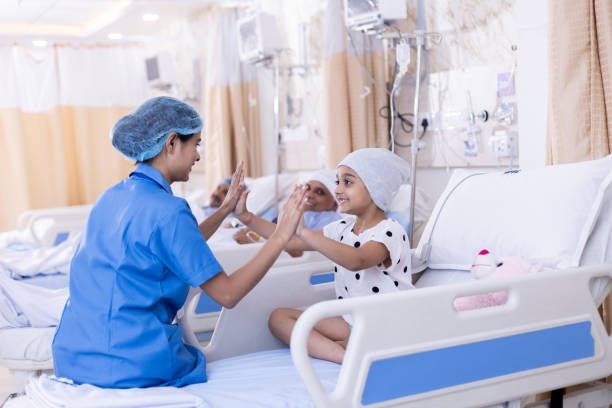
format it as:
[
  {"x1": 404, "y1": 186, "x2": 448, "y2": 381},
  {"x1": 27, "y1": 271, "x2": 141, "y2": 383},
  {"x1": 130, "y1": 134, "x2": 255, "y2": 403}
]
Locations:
[{"x1": 172, "y1": 132, "x2": 201, "y2": 182}]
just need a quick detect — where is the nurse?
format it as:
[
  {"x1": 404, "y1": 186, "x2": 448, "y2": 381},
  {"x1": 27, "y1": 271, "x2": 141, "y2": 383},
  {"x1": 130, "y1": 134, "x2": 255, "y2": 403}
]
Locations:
[{"x1": 52, "y1": 96, "x2": 306, "y2": 389}]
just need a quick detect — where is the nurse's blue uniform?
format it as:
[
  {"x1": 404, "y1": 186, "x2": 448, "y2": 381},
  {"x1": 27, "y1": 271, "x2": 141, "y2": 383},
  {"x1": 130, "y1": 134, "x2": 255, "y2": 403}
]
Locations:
[{"x1": 52, "y1": 163, "x2": 222, "y2": 388}]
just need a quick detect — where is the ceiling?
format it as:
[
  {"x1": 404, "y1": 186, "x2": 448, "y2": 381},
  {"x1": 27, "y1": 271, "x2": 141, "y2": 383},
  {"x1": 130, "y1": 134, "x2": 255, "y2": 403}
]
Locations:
[{"x1": 0, "y1": 0, "x2": 247, "y2": 45}]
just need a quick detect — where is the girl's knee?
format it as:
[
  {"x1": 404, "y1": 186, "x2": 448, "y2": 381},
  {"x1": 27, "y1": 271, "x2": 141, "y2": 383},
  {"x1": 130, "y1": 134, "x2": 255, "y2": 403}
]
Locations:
[{"x1": 268, "y1": 308, "x2": 299, "y2": 330}]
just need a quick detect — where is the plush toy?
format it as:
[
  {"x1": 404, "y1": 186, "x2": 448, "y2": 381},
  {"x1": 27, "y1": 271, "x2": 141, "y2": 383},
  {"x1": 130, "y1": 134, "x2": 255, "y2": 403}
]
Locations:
[{"x1": 453, "y1": 249, "x2": 543, "y2": 311}]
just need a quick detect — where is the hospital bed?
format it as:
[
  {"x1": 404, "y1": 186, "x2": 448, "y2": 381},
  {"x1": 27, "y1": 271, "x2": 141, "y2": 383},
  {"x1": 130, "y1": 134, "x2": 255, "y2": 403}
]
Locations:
[
  {"x1": 8, "y1": 155, "x2": 612, "y2": 407},
  {"x1": 174, "y1": 155, "x2": 612, "y2": 407}
]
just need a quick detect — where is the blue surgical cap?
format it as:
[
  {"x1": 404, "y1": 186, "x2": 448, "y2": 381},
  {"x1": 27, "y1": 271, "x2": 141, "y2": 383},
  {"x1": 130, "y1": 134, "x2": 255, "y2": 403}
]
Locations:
[{"x1": 111, "y1": 96, "x2": 203, "y2": 162}]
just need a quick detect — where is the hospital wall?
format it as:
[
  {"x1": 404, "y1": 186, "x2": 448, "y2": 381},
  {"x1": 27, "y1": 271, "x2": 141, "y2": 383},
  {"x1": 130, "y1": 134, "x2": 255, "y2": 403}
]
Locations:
[
  {"x1": 252, "y1": 0, "x2": 549, "y2": 203},
  {"x1": 158, "y1": 0, "x2": 549, "y2": 205}
]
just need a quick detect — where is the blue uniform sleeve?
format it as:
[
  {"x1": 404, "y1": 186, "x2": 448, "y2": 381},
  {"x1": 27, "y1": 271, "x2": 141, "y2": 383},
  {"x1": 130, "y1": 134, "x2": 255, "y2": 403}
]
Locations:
[{"x1": 150, "y1": 204, "x2": 223, "y2": 287}]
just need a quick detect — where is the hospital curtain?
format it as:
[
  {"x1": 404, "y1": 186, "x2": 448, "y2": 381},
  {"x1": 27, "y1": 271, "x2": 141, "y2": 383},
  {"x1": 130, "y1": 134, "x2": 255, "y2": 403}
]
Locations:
[
  {"x1": 547, "y1": 0, "x2": 612, "y2": 384},
  {"x1": 201, "y1": 8, "x2": 261, "y2": 193},
  {"x1": 0, "y1": 45, "x2": 146, "y2": 232},
  {"x1": 547, "y1": 0, "x2": 612, "y2": 162},
  {"x1": 322, "y1": 0, "x2": 390, "y2": 168}
]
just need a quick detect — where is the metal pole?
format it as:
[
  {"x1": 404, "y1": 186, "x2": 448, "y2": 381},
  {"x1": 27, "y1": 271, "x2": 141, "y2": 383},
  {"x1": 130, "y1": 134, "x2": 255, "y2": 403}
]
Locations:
[
  {"x1": 409, "y1": 31, "x2": 424, "y2": 248},
  {"x1": 272, "y1": 54, "x2": 280, "y2": 219}
]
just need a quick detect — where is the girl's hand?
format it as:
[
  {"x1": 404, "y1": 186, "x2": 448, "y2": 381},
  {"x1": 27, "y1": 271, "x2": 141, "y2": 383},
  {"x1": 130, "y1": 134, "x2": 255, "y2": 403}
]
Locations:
[
  {"x1": 220, "y1": 161, "x2": 245, "y2": 212},
  {"x1": 295, "y1": 211, "x2": 305, "y2": 238},
  {"x1": 234, "y1": 189, "x2": 252, "y2": 224},
  {"x1": 274, "y1": 184, "x2": 307, "y2": 242}
]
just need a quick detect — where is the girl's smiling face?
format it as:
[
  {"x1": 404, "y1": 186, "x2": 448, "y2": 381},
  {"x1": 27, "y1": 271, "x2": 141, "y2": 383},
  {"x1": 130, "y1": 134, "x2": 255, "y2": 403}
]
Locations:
[{"x1": 334, "y1": 165, "x2": 373, "y2": 215}]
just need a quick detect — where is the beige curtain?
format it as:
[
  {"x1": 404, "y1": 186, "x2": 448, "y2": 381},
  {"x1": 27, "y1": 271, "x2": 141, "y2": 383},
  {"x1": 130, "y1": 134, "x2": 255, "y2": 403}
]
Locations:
[
  {"x1": 202, "y1": 8, "x2": 261, "y2": 193},
  {"x1": 547, "y1": 0, "x2": 612, "y2": 385},
  {"x1": 0, "y1": 106, "x2": 135, "y2": 231},
  {"x1": 322, "y1": 0, "x2": 390, "y2": 168},
  {"x1": 547, "y1": 0, "x2": 612, "y2": 162},
  {"x1": 0, "y1": 44, "x2": 145, "y2": 232}
]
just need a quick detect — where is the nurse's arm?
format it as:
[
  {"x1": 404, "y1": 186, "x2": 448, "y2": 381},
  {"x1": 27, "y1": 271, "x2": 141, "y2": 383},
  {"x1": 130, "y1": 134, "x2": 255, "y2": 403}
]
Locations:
[
  {"x1": 233, "y1": 187, "x2": 313, "y2": 252},
  {"x1": 199, "y1": 184, "x2": 307, "y2": 308},
  {"x1": 198, "y1": 162, "x2": 245, "y2": 240},
  {"x1": 199, "y1": 233, "x2": 286, "y2": 308}
]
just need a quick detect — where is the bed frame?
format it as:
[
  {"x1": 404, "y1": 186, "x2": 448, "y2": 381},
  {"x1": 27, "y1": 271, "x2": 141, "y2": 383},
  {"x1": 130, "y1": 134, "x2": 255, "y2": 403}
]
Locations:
[{"x1": 180, "y1": 263, "x2": 612, "y2": 407}]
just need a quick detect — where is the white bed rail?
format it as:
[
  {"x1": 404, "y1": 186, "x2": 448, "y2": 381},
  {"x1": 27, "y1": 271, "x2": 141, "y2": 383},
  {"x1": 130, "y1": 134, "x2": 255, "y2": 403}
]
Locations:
[
  {"x1": 291, "y1": 265, "x2": 612, "y2": 408},
  {"x1": 179, "y1": 259, "x2": 335, "y2": 362},
  {"x1": 179, "y1": 246, "x2": 330, "y2": 335},
  {"x1": 16, "y1": 205, "x2": 91, "y2": 247}
]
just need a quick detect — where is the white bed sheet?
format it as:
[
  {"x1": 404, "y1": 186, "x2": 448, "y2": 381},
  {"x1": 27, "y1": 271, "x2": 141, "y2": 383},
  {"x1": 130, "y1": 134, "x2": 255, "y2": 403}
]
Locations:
[
  {"x1": 414, "y1": 268, "x2": 471, "y2": 288},
  {"x1": 4, "y1": 349, "x2": 339, "y2": 408},
  {"x1": 185, "y1": 349, "x2": 339, "y2": 408},
  {"x1": 0, "y1": 327, "x2": 54, "y2": 362}
]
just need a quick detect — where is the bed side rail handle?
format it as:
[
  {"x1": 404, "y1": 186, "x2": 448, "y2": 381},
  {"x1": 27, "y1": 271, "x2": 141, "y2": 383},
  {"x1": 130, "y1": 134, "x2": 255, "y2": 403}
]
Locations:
[
  {"x1": 292, "y1": 265, "x2": 612, "y2": 408},
  {"x1": 291, "y1": 300, "x2": 353, "y2": 408}
]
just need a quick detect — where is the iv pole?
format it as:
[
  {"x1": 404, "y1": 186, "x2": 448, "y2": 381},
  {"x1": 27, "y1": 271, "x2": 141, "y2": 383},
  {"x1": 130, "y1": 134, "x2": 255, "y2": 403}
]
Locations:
[{"x1": 380, "y1": 30, "x2": 441, "y2": 247}]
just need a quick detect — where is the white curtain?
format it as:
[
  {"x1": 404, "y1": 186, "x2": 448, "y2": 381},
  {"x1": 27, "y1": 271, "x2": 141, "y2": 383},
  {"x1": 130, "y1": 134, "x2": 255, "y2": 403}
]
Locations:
[{"x1": 0, "y1": 45, "x2": 148, "y2": 231}]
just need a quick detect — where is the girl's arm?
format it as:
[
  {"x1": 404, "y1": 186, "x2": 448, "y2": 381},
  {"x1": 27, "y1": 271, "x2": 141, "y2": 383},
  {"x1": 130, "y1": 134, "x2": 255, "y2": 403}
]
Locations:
[
  {"x1": 199, "y1": 162, "x2": 245, "y2": 240},
  {"x1": 200, "y1": 185, "x2": 307, "y2": 308},
  {"x1": 234, "y1": 190, "x2": 314, "y2": 252},
  {"x1": 297, "y1": 226, "x2": 389, "y2": 271}
]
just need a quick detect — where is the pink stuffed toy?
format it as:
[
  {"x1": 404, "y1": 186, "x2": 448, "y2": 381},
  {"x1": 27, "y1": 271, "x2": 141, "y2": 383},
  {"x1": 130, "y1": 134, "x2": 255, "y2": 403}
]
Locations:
[{"x1": 453, "y1": 249, "x2": 543, "y2": 311}]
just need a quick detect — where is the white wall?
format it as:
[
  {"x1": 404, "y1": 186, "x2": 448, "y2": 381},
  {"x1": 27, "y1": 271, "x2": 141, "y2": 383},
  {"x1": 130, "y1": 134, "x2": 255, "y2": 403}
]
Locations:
[{"x1": 516, "y1": 0, "x2": 548, "y2": 169}]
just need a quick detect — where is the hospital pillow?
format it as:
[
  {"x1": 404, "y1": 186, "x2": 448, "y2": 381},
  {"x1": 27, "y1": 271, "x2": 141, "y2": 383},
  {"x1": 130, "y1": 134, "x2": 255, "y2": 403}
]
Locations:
[
  {"x1": 245, "y1": 173, "x2": 299, "y2": 216},
  {"x1": 416, "y1": 154, "x2": 612, "y2": 270},
  {"x1": 388, "y1": 184, "x2": 431, "y2": 231}
]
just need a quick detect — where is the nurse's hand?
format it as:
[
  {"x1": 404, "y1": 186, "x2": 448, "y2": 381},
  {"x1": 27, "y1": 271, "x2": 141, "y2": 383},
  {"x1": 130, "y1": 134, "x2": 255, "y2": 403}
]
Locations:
[
  {"x1": 220, "y1": 161, "x2": 245, "y2": 212},
  {"x1": 274, "y1": 184, "x2": 307, "y2": 242}
]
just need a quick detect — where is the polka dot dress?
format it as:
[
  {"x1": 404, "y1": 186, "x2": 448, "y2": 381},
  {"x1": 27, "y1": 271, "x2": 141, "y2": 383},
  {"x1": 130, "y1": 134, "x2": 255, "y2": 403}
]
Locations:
[{"x1": 323, "y1": 217, "x2": 414, "y2": 305}]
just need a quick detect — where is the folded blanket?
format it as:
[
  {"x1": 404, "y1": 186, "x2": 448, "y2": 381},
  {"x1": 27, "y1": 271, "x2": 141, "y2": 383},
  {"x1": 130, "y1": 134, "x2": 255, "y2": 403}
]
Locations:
[
  {"x1": 0, "y1": 269, "x2": 68, "y2": 328},
  {"x1": 23, "y1": 375, "x2": 204, "y2": 408},
  {"x1": 0, "y1": 234, "x2": 79, "y2": 278}
]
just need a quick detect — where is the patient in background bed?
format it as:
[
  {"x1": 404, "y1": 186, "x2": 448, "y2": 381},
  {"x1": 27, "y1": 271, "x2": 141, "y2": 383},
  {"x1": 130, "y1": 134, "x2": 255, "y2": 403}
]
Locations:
[
  {"x1": 201, "y1": 177, "x2": 247, "y2": 219},
  {"x1": 234, "y1": 148, "x2": 414, "y2": 364},
  {"x1": 233, "y1": 170, "x2": 341, "y2": 245}
]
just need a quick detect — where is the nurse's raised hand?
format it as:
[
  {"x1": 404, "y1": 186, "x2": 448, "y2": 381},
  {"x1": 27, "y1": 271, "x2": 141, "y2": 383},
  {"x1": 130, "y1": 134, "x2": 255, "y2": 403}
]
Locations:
[
  {"x1": 220, "y1": 161, "x2": 245, "y2": 212},
  {"x1": 274, "y1": 184, "x2": 307, "y2": 242}
]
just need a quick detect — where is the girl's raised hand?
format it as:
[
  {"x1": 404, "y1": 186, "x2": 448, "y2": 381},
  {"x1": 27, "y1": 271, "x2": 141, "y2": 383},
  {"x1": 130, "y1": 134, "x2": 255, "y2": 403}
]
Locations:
[
  {"x1": 274, "y1": 184, "x2": 307, "y2": 242},
  {"x1": 221, "y1": 161, "x2": 245, "y2": 211},
  {"x1": 234, "y1": 188, "x2": 251, "y2": 224}
]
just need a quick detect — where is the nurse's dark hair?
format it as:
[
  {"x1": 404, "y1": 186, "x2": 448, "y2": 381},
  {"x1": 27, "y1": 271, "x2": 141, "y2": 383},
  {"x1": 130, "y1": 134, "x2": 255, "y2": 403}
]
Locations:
[
  {"x1": 137, "y1": 132, "x2": 197, "y2": 164},
  {"x1": 176, "y1": 132, "x2": 197, "y2": 142}
]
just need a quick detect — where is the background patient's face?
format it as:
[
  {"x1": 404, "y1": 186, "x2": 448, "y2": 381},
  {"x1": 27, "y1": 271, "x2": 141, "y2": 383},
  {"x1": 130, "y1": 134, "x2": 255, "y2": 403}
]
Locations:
[
  {"x1": 304, "y1": 180, "x2": 336, "y2": 212},
  {"x1": 209, "y1": 183, "x2": 229, "y2": 207}
]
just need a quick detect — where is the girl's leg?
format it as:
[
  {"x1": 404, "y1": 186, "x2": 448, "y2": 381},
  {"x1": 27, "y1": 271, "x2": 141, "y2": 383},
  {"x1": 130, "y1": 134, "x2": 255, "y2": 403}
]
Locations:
[{"x1": 268, "y1": 308, "x2": 351, "y2": 364}]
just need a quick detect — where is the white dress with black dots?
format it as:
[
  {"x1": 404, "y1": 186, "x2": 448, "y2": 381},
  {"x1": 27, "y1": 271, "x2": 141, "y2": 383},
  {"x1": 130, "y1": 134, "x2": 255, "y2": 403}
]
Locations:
[{"x1": 323, "y1": 217, "x2": 413, "y2": 324}]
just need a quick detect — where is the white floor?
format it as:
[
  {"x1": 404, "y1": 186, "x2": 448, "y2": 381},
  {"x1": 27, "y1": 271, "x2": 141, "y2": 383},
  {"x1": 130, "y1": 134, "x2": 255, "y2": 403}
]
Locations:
[{"x1": 0, "y1": 366, "x2": 16, "y2": 403}]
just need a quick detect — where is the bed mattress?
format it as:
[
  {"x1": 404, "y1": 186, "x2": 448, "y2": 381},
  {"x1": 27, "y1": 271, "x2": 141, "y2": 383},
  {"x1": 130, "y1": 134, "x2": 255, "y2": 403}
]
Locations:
[{"x1": 4, "y1": 349, "x2": 340, "y2": 408}]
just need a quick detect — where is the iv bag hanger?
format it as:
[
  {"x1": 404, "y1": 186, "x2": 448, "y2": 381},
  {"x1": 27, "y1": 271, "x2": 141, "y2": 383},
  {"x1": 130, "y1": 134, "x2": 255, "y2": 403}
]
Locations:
[{"x1": 344, "y1": 1, "x2": 442, "y2": 246}]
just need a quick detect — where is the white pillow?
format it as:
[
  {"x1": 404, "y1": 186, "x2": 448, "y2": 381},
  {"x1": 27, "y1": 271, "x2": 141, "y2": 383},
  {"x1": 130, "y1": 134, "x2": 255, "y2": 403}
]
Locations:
[
  {"x1": 246, "y1": 173, "x2": 298, "y2": 215},
  {"x1": 416, "y1": 154, "x2": 612, "y2": 270},
  {"x1": 389, "y1": 184, "x2": 432, "y2": 228}
]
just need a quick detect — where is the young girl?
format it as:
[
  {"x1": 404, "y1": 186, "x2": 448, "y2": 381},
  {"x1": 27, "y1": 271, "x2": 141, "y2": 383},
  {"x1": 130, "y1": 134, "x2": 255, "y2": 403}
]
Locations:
[{"x1": 234, "y1": 148, "x2": 413, "y2": 363}]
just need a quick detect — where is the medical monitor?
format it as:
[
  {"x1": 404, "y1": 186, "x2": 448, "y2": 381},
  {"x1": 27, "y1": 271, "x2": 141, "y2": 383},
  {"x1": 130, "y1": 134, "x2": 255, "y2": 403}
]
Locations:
[
  {"x1": 237, "y1": 12, "x2": 281, "y2": 64},
  {"x1": 344, "y1": 0, "x2": 407, "y2": 32},
  {"x1": 144, "y1": 52, "x2": 177, "y2": 87}
]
